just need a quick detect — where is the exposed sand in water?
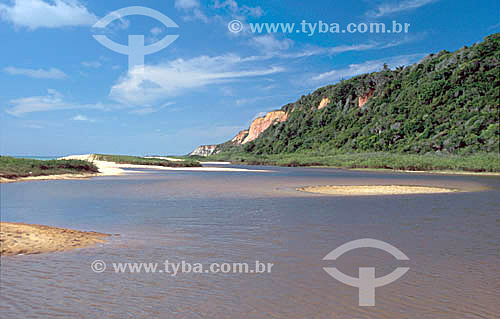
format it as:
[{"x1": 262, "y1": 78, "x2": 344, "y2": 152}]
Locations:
[
  {"x1": 0, "y1": 222, "x2": 110, "y2": 256},
  {"x1": 297, "y1": 185, "x2": 457, "y2": 196}
]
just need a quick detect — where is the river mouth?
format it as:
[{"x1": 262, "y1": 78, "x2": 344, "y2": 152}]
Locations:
[
  {"x1": 297, "y1": 185, "x2": 459, "y2": 195},
  {"x1": 1, "y1": 165, "x2": 498, "y2": 318}
]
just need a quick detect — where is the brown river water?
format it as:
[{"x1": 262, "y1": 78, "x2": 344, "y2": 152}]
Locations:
[{"x1": 1, "y1": 165, "x2": 499, "y2": 318}]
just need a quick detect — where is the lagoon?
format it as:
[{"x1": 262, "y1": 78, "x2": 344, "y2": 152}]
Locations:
[{"x1": 1, "y1": 166, "x2": 498, "y2": 318}]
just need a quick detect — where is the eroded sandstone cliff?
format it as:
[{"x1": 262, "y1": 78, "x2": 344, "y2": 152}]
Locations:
[
  {"x1": 358, "y1": 88, "x2": 375, "y2": 107},
  {"x1": 317, "y1": 97, "x2": 330, "y2": 110},
  {"x1": 242, "y1": 111, "x2": 288, "y2": 144},
  {"x1": 189, "y1": 145, "x2": 217, "y2": 157},
  {"x1": 231, "y1": 130, "x2": 249, "y2": 145}
]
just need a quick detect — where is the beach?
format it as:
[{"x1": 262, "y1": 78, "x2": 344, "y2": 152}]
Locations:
[
  {"x1": 0, "y1": 222, "x2": 110, "y2": 256},
  {"x1": 0, "y1": 154, "x2": 270, "y2": 183}
]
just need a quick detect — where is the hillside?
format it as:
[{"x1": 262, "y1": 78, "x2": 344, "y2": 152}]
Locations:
[{"x1": 194, "y1": 34, "x2": 500, "y2": 171}]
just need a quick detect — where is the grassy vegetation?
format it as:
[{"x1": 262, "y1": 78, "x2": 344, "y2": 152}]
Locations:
[
  {"x1": 0, "y1": 156, "x2": 99, "y2": 179},
  {"x1": 94, "y1": 154, "x2": 201, "y2": 167},
  {"x1": 208, "y1": 152, "x2": 500, "y2": 172}
]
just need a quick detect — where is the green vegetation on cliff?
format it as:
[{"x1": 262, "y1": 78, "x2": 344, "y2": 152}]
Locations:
[
  {"x1": 0, "y1": 157, "x2": 99, "y2": 180},
  {"x1": 211, "y1": 34, "x2": 500, "y2": 172}
]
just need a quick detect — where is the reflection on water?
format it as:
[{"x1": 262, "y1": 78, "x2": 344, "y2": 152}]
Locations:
[{"x1": 1, "y1": 166, "x2": 499, "y2": 318}]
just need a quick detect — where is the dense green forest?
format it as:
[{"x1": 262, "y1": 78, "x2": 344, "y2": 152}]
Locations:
[{"x1": 209, "y1": 34, "x2": 499, "y2": 171}]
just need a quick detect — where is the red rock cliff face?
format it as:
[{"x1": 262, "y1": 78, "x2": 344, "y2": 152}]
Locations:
[
  {"x1": 231, "y1": 130, "x2": 249, "y2": 145},
  {"x1": 242, "y1": 111, "x2": 288, "y2": 144},
  {"x1": 317, "y1": 97, "x2": 330, "y2": 110},
  {"x1": 358, "y1": 89, "x2": 375, "y2": 107}
]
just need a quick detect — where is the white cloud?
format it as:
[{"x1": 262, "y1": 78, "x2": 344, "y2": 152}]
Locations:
[
  {"x1": 311, "y1": 54, "x2": 425, "y2": 83},
  {"x1": 175, "y1": 0, "x2": 264, "y2": 23},
  {"x1": 174, "y1": 0, "x2": 209, "y2": 23},
  {"x1": 213, "y1": 0, "x2": 264, "y2": 19},
  {"x1": 129, "y1": 102, "x2": 176, "y2": 115},
  {"x1": 4, "y1": 66, "x2": 67, "y2": 79},
  {"x1": 279, "y1": 36, "x2": 420, "y2": 59},
  {"x1": 5, "y1": 89, "x2": 110, "y2": 116},
  {"x1": 366, "y1": 0, "x2": 438, "y2": 18},
  {"x1": 0, "y1": 0, "x2": 97, "y2": 30},
  {"x1": 81, "y1": 61, "x2": 102, "y2": 68},
  {"x1": 249, "y1": 35, "x2": 293, "y2": 52},
  {"x1": 110, "y1": 54, "x2": 284, "y2": 106},
  {"x1": 71, "y1": 114, "x2": 95, "y2": 122}
]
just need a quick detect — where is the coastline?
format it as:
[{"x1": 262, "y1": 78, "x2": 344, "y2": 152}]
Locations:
[
  {"x1": 3, "y1": 154, "x2": 498, "y2": 184},
  {"x1": 0, "y1": 154, "x2": 271, "y2": 183},
  {"x1": 0, "y1": 222, "x2": 110, "y2": 256}
]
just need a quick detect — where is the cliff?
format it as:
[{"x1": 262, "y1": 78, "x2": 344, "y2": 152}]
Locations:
[
  {"x1": 189, "y1": 145, "x2": 218, "y2": 157},
  {"x1": 317, "y1": 97, "x2": 330, "y2": 110},
  {"x1": 358, "y1": 89, "x2": 374, "y2": 108},
  {"x1": 231, "y1": 130, "x2": 249, "y2": 145},
  {"x1": 210, "y1": 33, "x2": 499, "y2": 156},
  {"x1": 242, "y1": 111, "x2": 288, "y2": 144}
]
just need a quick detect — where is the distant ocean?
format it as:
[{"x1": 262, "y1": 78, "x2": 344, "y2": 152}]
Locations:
[{"x1": 11, "y1": 156, "x2": 62, "y2": 161}]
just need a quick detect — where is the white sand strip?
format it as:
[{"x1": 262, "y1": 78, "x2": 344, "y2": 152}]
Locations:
[{"x1": 59, "y1": 154, "x2": 269, "y2": 175}]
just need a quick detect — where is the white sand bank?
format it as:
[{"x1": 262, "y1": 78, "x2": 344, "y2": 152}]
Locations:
[{"x1": 59, "y1": 154, "x2": 269, "y2": 176}]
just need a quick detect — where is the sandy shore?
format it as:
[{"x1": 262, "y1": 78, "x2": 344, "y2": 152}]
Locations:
[
  {"x1": 1, "y1": 155, "x2": 269, "y2": 183},
  {"x1": 297, "y1": 185, "x2": 458, "y2": 196},
  {"x1": 0, "y1": 222, "x2": 110, "y2": 256},
  {"x1": 0, "y1": 173, "x2": 99, "y2": 183},
  {"x1": 60, "y1": 154, "x2": 269, "y2": 174}
]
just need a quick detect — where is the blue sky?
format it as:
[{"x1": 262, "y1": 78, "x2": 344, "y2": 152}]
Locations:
[{"x1": 1, "y1": 0, "x2": 498, "y2": 156}]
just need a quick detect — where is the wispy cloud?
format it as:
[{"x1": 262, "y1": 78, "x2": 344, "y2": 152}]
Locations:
[
  {"x1": 174, "y1": 0, "x2": 209, "y2": 23},
  {"x1": 257, "y1": 36, "x2": 419, "y2": 59},
  {"x1": 212, "y1": 0, "x2": 264, "y2": 19},
  {"x1": 366, "y1": 0, "x2": 438, "y2": 18},
  {"x1": 81, "y1": 61, "x2": 102, "y2": 68},
  {"x1": 71, "y1": 114, "x2": 96, "y2": 122},
  {"x1": 129, "y1": 102, "x2": 176, "y2": 115},
  {"x1": 311, "y1": 53, "x2": 426, "y2": 83},
  {"x1": 0, "y1": 0, "x2": 97, "y2": 30},
  {"x1": 110, "y1": 54, "x2": 284, "y2": 106},
  {"x1": 4, "y1": 66, "x2": 67, "y2": 79},
  {"x1": 174, "y1": 0, "x2": 264, "y2": 23},
  {"x1": 5, "y1": 89, "x2": 111, "y2": 116},
  {"x1": 249, "y1": 35, "x2": 294, "y2": 52}
]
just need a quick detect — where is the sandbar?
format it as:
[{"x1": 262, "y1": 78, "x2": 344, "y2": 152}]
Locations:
[
  {"x1": 297, "y1": 185, "x2": 458, "y2": 196},
  {"x1": 0, "y1": 222, "x2": 110, "y2": 256}
]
